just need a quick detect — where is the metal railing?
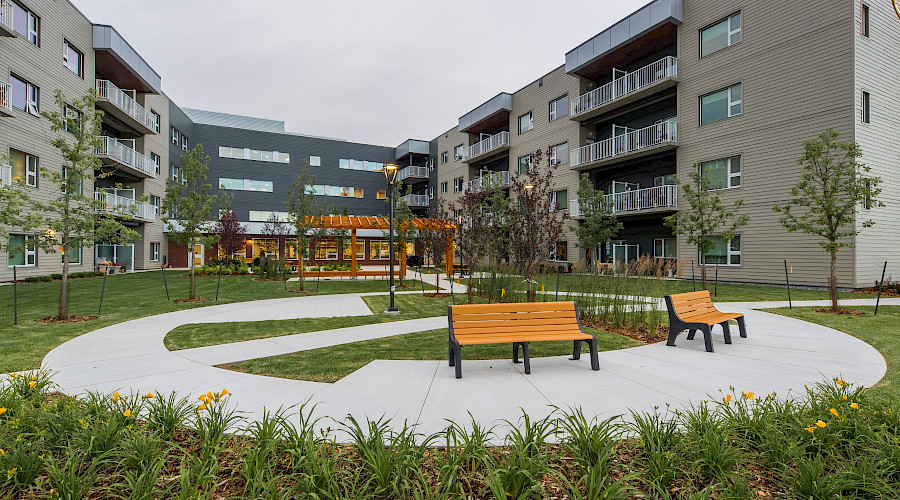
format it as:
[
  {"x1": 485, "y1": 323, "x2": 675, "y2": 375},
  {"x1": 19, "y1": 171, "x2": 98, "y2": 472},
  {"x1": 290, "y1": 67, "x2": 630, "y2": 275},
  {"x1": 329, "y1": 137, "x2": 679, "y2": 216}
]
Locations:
[
  {"x1": 95, "y1": 191, "x2": 156, "y2": 221},
  {"x1": 398, "y1": 165, "x2": 429, "y2": 181},
  {"x1": 571, "y1": 56, "x2": 677, "y2": 117},
  {"x1": 0, "y1": 164, "x2": 12, "y2": 187},
  {"x1": 571, "y1": 121, "x2": 677, "y2": 168},
  {"x1": 464, "y1": 170, "x2": 510, "y2": 193},
  {"x1": 0, "y1": 80, "x2": 11, "y2": 114},
  {"x1": 0, "y1": 0, "x2": 12, "y2": 31},
  {"x1": 97, "y1": 136, "x2": 156, "y2": 176},
  {"x1": 466, "y1": 131, "x2": 510, "y2": 160},
  {"x1": 604, "y1": 184, "x2": 677, "y2": 214},
  {"x1": 95, "y1": 80, "x2": 156, "y2": 132},
  {"x1": 403, "y1": 193, "x2": 430, "y2": 206}
]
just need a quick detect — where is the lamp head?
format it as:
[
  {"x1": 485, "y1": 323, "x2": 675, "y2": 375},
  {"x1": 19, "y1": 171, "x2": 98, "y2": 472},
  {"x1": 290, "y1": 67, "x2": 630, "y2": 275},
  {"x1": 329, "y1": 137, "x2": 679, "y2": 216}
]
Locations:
[
  {"x1": 383, "y1": 164, "x2": 399, "y2": 184},
  {"x1": 523, "y1": 184, "x2": 535, "y2": 191}
]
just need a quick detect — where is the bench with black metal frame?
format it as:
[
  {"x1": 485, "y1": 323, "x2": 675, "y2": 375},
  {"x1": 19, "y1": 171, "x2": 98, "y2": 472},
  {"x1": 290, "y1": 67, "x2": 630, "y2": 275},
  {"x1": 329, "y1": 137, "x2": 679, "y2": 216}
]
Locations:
[
  {"x1": 447, "y1": 301, "x2": 599, "y2": 378},
  {"x1": 664, "y1": 290, "x2": 747, "y2": 352}
]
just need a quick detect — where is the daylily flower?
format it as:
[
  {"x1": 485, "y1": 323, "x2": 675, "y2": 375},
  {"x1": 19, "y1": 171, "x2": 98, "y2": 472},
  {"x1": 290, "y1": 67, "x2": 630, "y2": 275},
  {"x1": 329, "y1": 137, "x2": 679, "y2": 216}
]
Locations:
[
  {"x1": 220, "y1": 389, "x2": 228, "y2": 397},
  {"x1": 816, "y1": 420, "x2": 827, "y2": 428},
  {"x1": 198, "y1": 395, "x2": 207, "y2": 402},
  {"x1": 742, "y1": 391, "x2": 754, "y2": 400},
  {"x1": 7, "y1": 468, "x2": 16, "y2": 477},
  {"x1": 850, "y1": 403, "x2": 859, "y2": 410},
  {"x1": 723, "y1": 394, "x2": 733, "y2": 404},
  {"x1": 842, "y1": 395, "x2": 848, "y2": 401},
  {"x1": 198, "y1": 404, "x2": 207, "y2": 411},
  {"x1": 830, "y1": 408, "x2": 840, "y2": 418},
  {"x1": 122, "y1": 410, "x2": 131, "y2": 417},
  {"x1": 112, "y1": 392, "x2": 120, "y2": 402},
  {"x1": 0, "y1": 449, "x2": 5, "y2": 455},
  {"x1": 144, "y1": 392, "x2": 154, "y2": 399},
  {"x1": 9, "y1": 373, "x2": 17, "y2": 379},
  {"x1": 206, "y1": 391, "x2": 214, "y2": 401},
  {"x1": 835, "y1": 379, "x2": 846, "y2": 386},
  {"x1": 805, "y1": 426, "x2": 816, "y2": 434},
  {"x1": 0, "y1": 408, "x2": 6, "y2": 416},
  {"x1": 28, "y1": 381, "x2": 36, "y2": 389}
]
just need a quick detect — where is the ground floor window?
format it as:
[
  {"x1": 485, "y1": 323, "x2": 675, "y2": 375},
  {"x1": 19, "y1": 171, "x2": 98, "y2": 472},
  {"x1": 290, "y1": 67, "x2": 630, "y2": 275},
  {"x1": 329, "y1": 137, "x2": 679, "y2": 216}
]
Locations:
[
  {"x1": 370, "y1": 240, "x2": 390, "y2": 260},
  {"x1": 285, "y1": 239, "x2": 299, "y2": 260},
  {"x1": 251, "y1": 239, "x2": 278, "y2": 259},
  {"x1": 343, "y1": 241, "x2": 365, "y2": 260},
  {"x1": 150, "y1": 242, "x2": 160, "y2": 262},
  {"x1": 64, "y1": 246, "x2": 81, "y2": 265},
  {"x1": 8, "y1": 234, "x2": 36, "y2": 267},
  {"x1": 550, "y1": 241, "x2": 568, "y2": 262},
  {"x1": 703, "y1": 235, "x2": 741, "y2": 266},
  {"x1": 654, "y1": 238, "x2": 677, "y2": 259},
  {"x1": 96, "y1": 243, "x2": 134, "y2": 271},
  {"x1": 315, "y1": 241, "x2": 338, "y2": 260}
]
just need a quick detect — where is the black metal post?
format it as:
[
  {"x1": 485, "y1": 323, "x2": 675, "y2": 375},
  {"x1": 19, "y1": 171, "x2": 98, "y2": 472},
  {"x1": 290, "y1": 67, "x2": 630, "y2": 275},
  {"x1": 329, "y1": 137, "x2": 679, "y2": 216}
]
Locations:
[
  {"x1": 489, "y1": 273, "x2": 496, "y2": 304},
  {"x1": 13, "y1": 265, "x2": 17, "y2": 325},
  {"x1": 714, "y1": 265, "x2": 718, "y2": 297},
  {"x1": 161, "y1": 265, "x2": 169, "y2": 301},
  {"x1": 387, "y1": 182, "x2": 398, "y2": 313},
  {"x1": 691, "y1": 260, "x2": 696, "y2": 291},
  {"x1": 216, "y1": 266, "x2": 222, "y2": 301},
  {"x1": 98, "y1": 269, "x2": 108, "y2": 315},
  {"x1": 875, "y1": 261, "x2": 887, "y2": 316},
  {"x1": 784, "y1": 260, "x2": 792, "y2": 310},
  {"x1": 555, "y1": 271, "x2": 560, "y2": 302},
  {"x1": 450, "y1": 275, "x2": 455, "y2": 304}
]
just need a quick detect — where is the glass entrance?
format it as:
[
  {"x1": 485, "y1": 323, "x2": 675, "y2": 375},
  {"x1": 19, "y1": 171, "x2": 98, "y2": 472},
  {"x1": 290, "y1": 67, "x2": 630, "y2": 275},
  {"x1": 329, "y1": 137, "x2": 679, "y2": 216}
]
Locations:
[
  {"x1": 190, "y1": 243, "x2": 204, "y2": 266},
  {"x1": 612, "y1": 243, "x2": 639, "y2": 263},
  {"x1": 95, "y1": 243, "x2": 135, "y2": 271}
]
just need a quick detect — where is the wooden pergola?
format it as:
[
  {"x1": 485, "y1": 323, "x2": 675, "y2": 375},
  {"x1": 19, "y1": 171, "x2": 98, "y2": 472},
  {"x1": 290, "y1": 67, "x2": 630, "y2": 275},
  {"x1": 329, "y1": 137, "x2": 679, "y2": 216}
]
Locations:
[{"x1": 302, "y1": 216, "x2": 455, "y2": 278}]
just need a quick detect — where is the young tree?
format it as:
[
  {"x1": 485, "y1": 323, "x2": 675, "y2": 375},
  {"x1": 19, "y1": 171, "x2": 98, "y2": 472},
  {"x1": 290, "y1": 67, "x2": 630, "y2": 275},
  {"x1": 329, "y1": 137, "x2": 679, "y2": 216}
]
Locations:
[
  {"x1": 419, "y1": 201, "x2": 454, "y2": 293},
  {"x1": 664, "y1": 167, "x2": 750, "y2": 291},
  {"x1": 452, "y1": 185, "x2": 493, "y2": 303},
  {"x1": 572, "y1": 172, "x2": 622, "y2": 266},
  {"x1": 384, "y1": 183, "x2": 417, "y2": 285},
  {"x1": 773, "y1": 129, "x2": 881, "y2": 311},
  {"x1": 214, "y1": 207, "x2": 247, "y2": 260},
  {"x1": 162, "y1": 144, "x2": 220, "y2": 299},
  {"x1": 332, "y1": 206, "x2": 351, "y2": 264},
  {"x1": 33, "y1": 89, "x2": 140, "y2": 319},
  {"x1": 505, "y1": 148, "x2": 567, "y2": 301},
  {"x1": 284, "y1": 162, "x2": 328, "y2": 291},
  {"x1": 261, "y1": 212, "x2": 292, "y2": 259}
]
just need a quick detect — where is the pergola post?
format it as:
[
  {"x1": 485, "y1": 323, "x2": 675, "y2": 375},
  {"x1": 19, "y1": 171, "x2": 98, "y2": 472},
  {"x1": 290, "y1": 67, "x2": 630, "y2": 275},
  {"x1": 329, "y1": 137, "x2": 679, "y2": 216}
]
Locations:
[
  {"x1": 400, "y1": 245, "x2": 407, "y2": 278},
  {"x1": 445, "y1": 237, "x2": 454, "y2": 277},
  {"x1": 350, "y1": 229, "x2": 358, "y2": 278}
]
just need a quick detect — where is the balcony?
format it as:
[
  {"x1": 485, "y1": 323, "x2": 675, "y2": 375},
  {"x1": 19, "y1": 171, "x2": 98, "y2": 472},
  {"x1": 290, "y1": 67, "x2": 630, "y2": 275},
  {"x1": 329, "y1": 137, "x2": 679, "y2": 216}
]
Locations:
[
  {"x1": 0, "y1": 164, "x2": 11, "y2": 186},
  {"x1": 569, "y1": 185, "x2": 677, "y2": 218},
  {"x1": 96, "y1": 137, "x2": 157, "y2": 178},
  {"x1": 95, "y1": 80, "x2": 156, "y2": 135},
  {"x1": 95, "y1": 191, "x2": 156, "y2": 222},
  {"x1": 464, "y1": 170, "x2": 510, "y2": 193},
  {"x1": 0, "y1": 0, "x2": 13, "y2": 37},
  {"x1": 571, "y1": 56, "x2": 677, "y2": 121},
  {"x1": 571, "y1": 120, "x2": 677, "y2": 170},
  {"x1": 398, "y1": 165, "x2": 429, "y2": 182},
  {"x1": 464, "y1": 131, "x2": 510, "y2": 164},
  {"x1": 403, "y1": 194, "x2": 430, "y2": 207},
  {"x1": 0, "y1": 80, "x2": 11, "y2": 117}
]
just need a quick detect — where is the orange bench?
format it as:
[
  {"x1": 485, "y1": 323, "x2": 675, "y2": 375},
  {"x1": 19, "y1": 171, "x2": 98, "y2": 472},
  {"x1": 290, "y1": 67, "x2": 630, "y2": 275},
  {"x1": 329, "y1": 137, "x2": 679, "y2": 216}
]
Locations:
[
  {"x1": 447, "y1": 301, "x2": 599, "y2": 378},
  {"x1": 664, "y1": 290, "x2": 747, "y2": 352}
]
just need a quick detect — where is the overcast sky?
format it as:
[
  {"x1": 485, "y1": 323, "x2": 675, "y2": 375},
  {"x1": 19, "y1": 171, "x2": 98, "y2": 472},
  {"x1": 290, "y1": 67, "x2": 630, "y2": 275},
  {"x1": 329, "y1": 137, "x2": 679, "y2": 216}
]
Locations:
[{"x1": 74, "y1": 0, "x2": 649, "y2": 146}]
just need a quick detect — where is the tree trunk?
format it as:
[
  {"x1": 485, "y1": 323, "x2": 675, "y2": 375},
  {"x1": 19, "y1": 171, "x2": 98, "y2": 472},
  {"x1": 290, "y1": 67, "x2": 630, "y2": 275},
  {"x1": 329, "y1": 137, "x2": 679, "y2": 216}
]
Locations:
[
  {"x1": 830, "y1": 250, "x2": 839, "y2": 311},
  {"x1": 467, "y1": 272, "x2": 475, "y2": 304},
  {"x1": 701, "y1": 262, "x2": 708, "y2": 291},
  {"x1": 435, "y1": 271, "x2": 440, "y2": 295},
  {"x1": 298, "y1": 250, "x2": 305, "y2": 291},
  {"x1": 58, "y1": 253, "x2": 70, "y2": 320},
  {"x1": 189, "y1": 248, "x2": 196, "y2": 300}
]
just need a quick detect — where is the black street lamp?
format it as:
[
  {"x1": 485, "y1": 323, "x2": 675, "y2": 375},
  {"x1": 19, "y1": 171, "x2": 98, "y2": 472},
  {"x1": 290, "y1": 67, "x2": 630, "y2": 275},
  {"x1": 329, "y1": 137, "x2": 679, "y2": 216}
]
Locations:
[{"x1": 383, "y1": 164, "x2": 400, "y2": 314}]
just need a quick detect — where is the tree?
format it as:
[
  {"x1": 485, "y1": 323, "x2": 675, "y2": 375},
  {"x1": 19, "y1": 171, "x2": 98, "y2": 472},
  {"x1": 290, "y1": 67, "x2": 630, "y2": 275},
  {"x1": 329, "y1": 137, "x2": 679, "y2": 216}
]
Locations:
[
  {"x1": 162, "y1": 144, "x2": 220, "y2": 299},
  {"x1": 384, "y1": 183, "x2": 416, "y2": 285},
  {"x1": 332, "y1": 206, "x2": 351, "y2": 263},
  {"x1": 284, "y1": 162, "x2": 329, "y2": 291},
  {"x1": 664, "y1": 167, "x2": 750, "y2": 291},
  {"x1": 214, "y1": 207, "x2": 247, "y2": 260},
  {"x1": 773, "y1": 129, "x2": 881, "y2": 311},
  {"x1": 419, "y1": 201, "x2": 454, "y2": 293},
  {"x1": 261, "y1": 212, "x2": 292, "y2": 259},
  {"x1": 505, "y1": 148, "x2": 567, "y2": 301},
  {"x1": 33, "y1": 89, "x2": 140, "y2": 319},
  {"x1": 572, "y1": 172, "x2": 622, "y2": 266},
  {"x1": 452, "y1": 184, "x2": 493, "y2": 303}
]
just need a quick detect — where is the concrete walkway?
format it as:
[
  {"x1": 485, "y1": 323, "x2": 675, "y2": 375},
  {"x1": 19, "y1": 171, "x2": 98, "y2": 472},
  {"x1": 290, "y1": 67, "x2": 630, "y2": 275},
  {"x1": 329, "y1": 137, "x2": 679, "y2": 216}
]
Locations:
[{"x1": 40, "y1": 294, "x2": 893, "y2": 439}]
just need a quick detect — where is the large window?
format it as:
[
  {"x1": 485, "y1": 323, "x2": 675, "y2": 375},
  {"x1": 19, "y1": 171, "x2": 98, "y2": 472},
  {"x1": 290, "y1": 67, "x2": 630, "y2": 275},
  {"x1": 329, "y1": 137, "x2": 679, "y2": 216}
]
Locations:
[
  {"x1": 370, "y1": 240, "x2": 390, "y2": 260},
  {"x1": 343, "y1": 241, "x2": 365, "y2": 261},
  {"x1": 63, "y1": 40, "x2": 84, "y2": 77},
  {"x1": 218, "y1": 146, "x2": 290, "y2": 164},
  {"x1": 700, "y1": 84, "x2": 741, "y2": 125},
  {"x1": 700, "y1": 12, "x2": 741, "y2": 57},
  {"x1": 9, "y1": 149, "x2": 37, "y2": 187},
  {"x1": 550, "y1": 241, "x2": 568, "y2": 262},
  {"x1": 219, "y1": 178, "x2": 274, "y2": 192},
  {"x1": 170, "y1": 165, "x2": 185, "y2": 185},
  {"x1": 704, "y1": 235, "x2": 741, "y2": 266},
  {"x1": 549, "y1": 95, "x2": 568, "y2": 121},
  {"x1": 11, "y1": 1, "x2": 40, "y2": 45},
  {"x1": 338, "y1": 158, "x2": 384, "y2": 172},
  {"x1": 181, "y1": 135, "x2": 189, "y2": 151},
  {"x1": 517, "y1": 155, "x2": 533, "y2": 174},
  {"x1": 10, "y1": 74, "x2": 39, "y2": 116},
  {"x1": 249, "y1": 211, "x2": 290, "y2": 222},
  {"x1": 8, "y1": 234, "x2": 36, "y2": 267},
  {"x1": 311, "y1": 184, "x2": 364, "y2": 198},
  {"x1": 315, "y1": 241, "x2": 338, "y2": 260},
  {"x1": 549, "y1": 142, "x2": 568, "y2": 166},
  {"x1": 700, "y1": 156, "x2": 741, "y2": 189},
  {"x1": 65, "y1": 246, "x2": 81, "y2": 265},
  {"x1": 518, "y1": 111, "x2": 534, "y2": 134},
  {"x1": 63, "y1": 104, "x2": 82, "y2": 134},
  {"x1": 654, "y1": 238, "x2": 677, "y2": 259}
]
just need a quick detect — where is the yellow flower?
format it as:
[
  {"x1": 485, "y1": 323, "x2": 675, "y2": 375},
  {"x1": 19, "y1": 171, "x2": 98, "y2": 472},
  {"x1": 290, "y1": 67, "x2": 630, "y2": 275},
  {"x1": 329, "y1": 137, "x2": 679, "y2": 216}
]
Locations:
[
  {"x1": 144, "y1": 392, "x2": 154, "y2": 399},
  {"x1": 850, "y1": 403, "x2": 859, "y2": 410},
  {"x1": 0, "y1": 449, "x2": 5, "y2": 456},
  {"x1": 220, "y1": 388, "x2": 228, "y2": 397},
  {"x1": 198, "y1": 404, "x2": 206, "y2": 411},
  {"x1": 723, "y1": 394, "x2": 733, "y2": 404},
  {"x1": 206, "y1": 391, "x2": 214, "y2": 401},
  {"x1": 830, "y1": 408, "x2": 840, "y2": 418},
  {"x1": 112, "y1": 392, "x2": 120, "y2": 402},
  {"x1": 0, "y1": 408, "x2": 6, "y2": 416},
  {"x1": 7, "y1": 468, "x2": 16, "y2": 477},
  {"x1": 122, "y1": 410, "x2": 131, "y2": 417},
  {"x1": 9, "y1": 373, "x2": 17, "y2": 379},
  {"x1": 742, "y1": 391, "x2": 754, "y2": 400},
  {"x1": 28, "y1": 381, "x2": 36, "y2": 389},
  {"x1": 835, "y1": 379, "x2": 846, "y2": 386},
  {"x1": 197, "y1": 395, "x2": 207, "y2": 402},
  {"x1": 805, "y1": 426, "x2": 816, "y2": 434},
  {"x1": 816, "y1": 420, "x2": 827, "y2": 428},
  {"x1": 842, "y1": 395, "x2": 848, "y2": 401}
]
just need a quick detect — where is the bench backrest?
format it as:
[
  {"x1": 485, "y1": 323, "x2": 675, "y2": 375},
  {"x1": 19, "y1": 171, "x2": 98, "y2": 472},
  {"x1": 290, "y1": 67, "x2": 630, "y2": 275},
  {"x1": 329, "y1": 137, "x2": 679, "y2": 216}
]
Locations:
[
  {"x1": 449, "y1": 301, "x2": 580, "y2": 337},
  {"x1": 666, "y1": 290, "x2": 719, "y2": 321}
]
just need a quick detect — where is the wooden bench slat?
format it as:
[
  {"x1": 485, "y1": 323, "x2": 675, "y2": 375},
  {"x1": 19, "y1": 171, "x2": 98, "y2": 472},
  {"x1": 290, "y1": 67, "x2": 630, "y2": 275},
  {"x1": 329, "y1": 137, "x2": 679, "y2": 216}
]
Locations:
[
  {"x1": 455, "y1": 325, "x2": 585, "y2": 336},
  {"x1": 450, "y1": 317, "x2": 580, "y2": 329},
  {"x1": 456, "y1": 333, "x2": 592, "y2": 345},
  {"x1": 664, "y1": 290, "x2": 747, "y2": 353},
  {"x1": 452, "y1": 312, "x2": 576, "y2": 324},
  {"x1": 451, "y1": 302, "x2": 575, "y2": 314}
]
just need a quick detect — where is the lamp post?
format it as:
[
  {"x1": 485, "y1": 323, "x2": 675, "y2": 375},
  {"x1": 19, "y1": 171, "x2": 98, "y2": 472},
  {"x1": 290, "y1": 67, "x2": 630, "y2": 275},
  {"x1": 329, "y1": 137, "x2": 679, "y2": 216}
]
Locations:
[{"x1": 383, "y1": 164, "x2": 400, "y2": 314}]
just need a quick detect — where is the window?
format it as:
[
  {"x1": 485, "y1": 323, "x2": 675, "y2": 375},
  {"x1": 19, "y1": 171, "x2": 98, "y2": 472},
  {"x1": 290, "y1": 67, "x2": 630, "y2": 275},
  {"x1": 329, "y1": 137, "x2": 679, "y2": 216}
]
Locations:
[
  {"x1": 150, "y1": 242, "x2": 160, "y2": 262},
  {"x1": 517, "y1": 155, "x2": 533, "y2": 174},
  {"x1": 453, "y1": 144, "x2": 465, "y2": 161},
  {"x1": 310, "y1": 155, "x2": 321, "y2": 167},
  {"x1": 219, "y1": 146, "x2": 290, "y2": 163},
  {"x1": 861, "y1": 91, "x2": 870, "y2": 123},
  {"x1": 343, "y1": 241, "x2": 366, "y2": 261},
  {"x1": 65, "y1": 246, "x2": 81, "y2": 265},
  {"x1": 63, "y1": 104, "x2": 82, "y2": 134},
  {"x1": 518, "y1": 111, "x2": 534, "y2": 134},
  {"x1": 150, "y1": 152, "x2": 161, "y2": 174},
  {"x1": 315, "y1": 241, "x2": 338, "y2": 260},
  {"x1": 654, "y1": 175, "x2": 676, "y2": 186},
  {"x1": 219, "y1": 178, "x2": 274, "y2": 193},
  {"x1": 170, "y1": 165, "x2": 185, "y2": 185},
  {"x1": 440, "y1": 181, "x2": 448, "y2": 194},
  {"x1": 428, "y1": 158, "x2": 435, "y2": 171},
  {"x1": 441, "y1": 151, "x2": 449, "y2": 164},
  {"x1": 8, "y1": 234, "x2": 36, "y2": 267},
  {"x1": 700, "y1": 12, "x2": 741, "y2": 57},
  {"x1": 553, "y1": 190, "x2": 568, "y2": 212},
  {"x1": 704, "y1": 235, "x2": 741, "y2": 266},
  {"x1": 376, "y1": 190, "x2": 386, "y2": 200},
  {"x1": 9, "y1": 149, "x2": 37, "y2": 187},
  {"x1": 453, "y1": 177, "x2": 464, "y2": 193},
  {"x1": 549, "y1": 142, "x2": 568, "y2": 166},
  {"x1": 862, "y1": 4, "x2": 870, "y2": 37},
  {"x1": 150, "y1": 195, "x2": 161, "y2": 215},
  {"x1": 338, "y1": 158, "x2": 384, "y2": 172},
  {"x1": 701, "y1": 156, "x2": 741, "y2": 189},
  {"x1": 370, "y1": 240, "x2": 390, "y2": 260},
  {"x1": 181, "y1": 135, "x2": 188, "y2": 151},
  {"x1": 249, "y1": 211, "x2": 290, "y2": 222},
  {"x1": 549, "y1": 95, "x2": 568, "y2": 121},
  {"x1": 429, "y1": 186, "x2": 435, "y2": 199},
  {"x1": 11, "y1": 1, "x2": 40, "y2": 45},
  {"x1": 171, "y1": 127, "x2": 180, "y2": 145},
  {"x1": 151, "y1": 110, "x2": 161, "y2": 133},
  {"x1": 654, "y1": 238, "x2": 677, "y2": 259},
  {"x1": 700, "y1": 84, "x2": 741, "y2": 125},
  {"x1": 62, "y1": 166, "x2": 82, "y2": 194},
  {"x1": 550, "y1": 241, "x2": 568, "y2": 262},
  {"x1": 63, "y1": 41, "x2": 83, "y2": 77},
  {"x1": 9, "y1": 74, "x2": 39, "y2": 116}
]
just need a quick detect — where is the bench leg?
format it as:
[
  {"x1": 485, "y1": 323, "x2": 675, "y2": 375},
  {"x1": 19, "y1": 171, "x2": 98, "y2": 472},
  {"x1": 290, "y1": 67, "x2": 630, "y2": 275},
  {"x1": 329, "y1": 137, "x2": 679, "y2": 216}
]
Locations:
[
  {"x1": 570, "y1": 340, "x2": 583, "y2": 360},
  {"x1": 522, "y1": 343, "x2": 531, "y2": 375},
  {"x1": 455, "y1": 345, "x2": 462, "y2": 379},
  {"x1": 666, "y1": 325, "x2": 680, "y2": 347},
  {"x1": 449, "y1": 342, "x2": 455, "y2": 366},
  {"x1": 721, "y1": 321, "x2": 733, "y2": 344},
  {"x1": 513, "y1": 343, "x2": 522, "y2": 364},
  {"x1": 701, "y1": 325, "x2": 714, "y2": 352},
  {"x1": 589, "y1": 338, "x2": 599, "y2": 371},
  {"x1": 687, "y1": 329, "x2": 697, "y2": 340},
  {"x1": 737, "y1": 316, "x2": 748, "y2": 338}
]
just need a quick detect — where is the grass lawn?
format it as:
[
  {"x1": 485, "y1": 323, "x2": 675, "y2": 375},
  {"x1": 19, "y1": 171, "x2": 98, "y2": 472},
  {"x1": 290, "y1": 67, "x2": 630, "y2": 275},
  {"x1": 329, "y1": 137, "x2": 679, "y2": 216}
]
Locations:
[
  {"x1": 0, "y1": 271, "x2": 433, "y2": 372},
  {"x1": 222, "y1": 326, "x2": 641, "y2": 383},
  {"x1": 165, "y1": 293, "x2": 481, "y2": 350},
  {"x1": 769, "y1": 305, "x2": 900, "y2": 402}
]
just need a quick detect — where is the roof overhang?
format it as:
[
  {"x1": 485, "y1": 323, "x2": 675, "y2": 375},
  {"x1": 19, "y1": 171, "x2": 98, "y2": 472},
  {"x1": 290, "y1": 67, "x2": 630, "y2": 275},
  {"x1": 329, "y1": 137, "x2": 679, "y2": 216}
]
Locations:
[
  {"x1": 458, "y1": 93, "x2": 512, "y2": 134},
  {"x1": 93, "y1": 25, "x2": 162, "y2": 94},
  {"x1": 395, "y1": 139, "x2": 430, "y2": 161}
]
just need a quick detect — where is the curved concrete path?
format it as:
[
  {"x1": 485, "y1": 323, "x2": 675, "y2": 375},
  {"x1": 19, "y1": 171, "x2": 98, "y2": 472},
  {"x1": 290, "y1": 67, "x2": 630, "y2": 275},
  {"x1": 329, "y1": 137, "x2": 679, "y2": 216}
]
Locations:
[{"x1": 41, "y1": 294, "x2": 892, "y2": 438}]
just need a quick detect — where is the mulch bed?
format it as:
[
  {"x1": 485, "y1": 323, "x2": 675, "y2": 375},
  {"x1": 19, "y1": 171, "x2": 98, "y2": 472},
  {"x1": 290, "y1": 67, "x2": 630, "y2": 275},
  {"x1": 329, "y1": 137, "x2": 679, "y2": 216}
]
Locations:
[
  {"x1": 856, "y1": 286, "x2": 900, "y2": 297},
  {"x1": 590, "y1": 321, "x2": 670, "y2": 344},
  {"x1": 173, "y1": 297, "x2": 209, "y2": 303},
  {"x1": 423, "y1": 292, "x2": 451, "y2": 298},
  {"x1": 35, "y1": 315, "x2": 98, "y2": 324},
  {"x1": 812, "y1": 308, "x2": 865, "y2": 315},
  {"x1": 288, "y1": 289, "x2": 317, "y2": 294}
]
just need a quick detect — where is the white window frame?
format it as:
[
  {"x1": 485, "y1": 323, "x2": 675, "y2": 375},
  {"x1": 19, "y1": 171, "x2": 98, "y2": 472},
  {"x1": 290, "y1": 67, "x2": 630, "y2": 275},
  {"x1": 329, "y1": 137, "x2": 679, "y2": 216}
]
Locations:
[
  {"x1": 310, "y1": 155, "x2": 321, "y2": 167},
  {"x1": 150, "y1": 242, "x2": 160, "y2": 262},
  {"x1": 549, "y1": 95, "x2": 567, "y2": 121},
  {"x1": 653, "y1": 238, "x2": 677, "y2": 259},
  {"x1": 23, "y1": 152, "x2": 38, "y2": 187},
  {"x1": 549, "y1": 142, "x2": 568, "y2": 166},
  {"x1": 700, "y1": 84, "x2": 742, "y2": 125},
  {"x1": 64, "y1": 245, "x2": 82, "y2": 265},
  {"x1": 171, "y1": 127, "x2": 179, "y2": 145},
  {"x1": 63, "y1": 40, "x2": 84, "y2": 78},
  {"x1": 702, "y1": 235, "x2": 742, "y2": 267},
  {"x1": 700, "y1": 156, "x2": 742, "y2": 190},
  {"x1": 9, "y1": 234, "x2": 37, "y2": 267},
  {"x1": 151, "y1": 152, "x2": 161, "y2": 174},
  {"x1": 440, "y1": 181, "x2": 448, "y2": 194},
  {"x1": 429, "y1": 186, "x2": 435, "y2": 199},
  {"x1": 25, "y1": 80, "x2": 39, "y2": 116},
  {"x1": 181, "y1": 135, "x2": 188, "y2": 151},
  {"x1": 151, "y1": 110, "x2": 160, "y2": 133},
  {"x1": 453, "y1": 177, "x2": 464, "y2": 193},
  {"x1": 453, "y1": 144, "x2": 464, "y2": 161},
  {"x1": 699, "y1": 11, "x2": 741, "y2": 58},
  {"x1": 518, "y1": 111, "x2": 534, "y2": 134},
  {"x1": 27, "y1": 9, "x2": 39, "y2": 45}
]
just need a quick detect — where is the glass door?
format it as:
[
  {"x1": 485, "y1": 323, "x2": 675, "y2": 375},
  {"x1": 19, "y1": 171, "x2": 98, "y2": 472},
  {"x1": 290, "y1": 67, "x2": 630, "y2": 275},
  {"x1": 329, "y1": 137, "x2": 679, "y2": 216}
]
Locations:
[
  {"x1": 612, "y1": 125, "x2": 630, "y2": 155},
  {"x1": 190, "y1": 243, "x2": 204, "y2": 267}
]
